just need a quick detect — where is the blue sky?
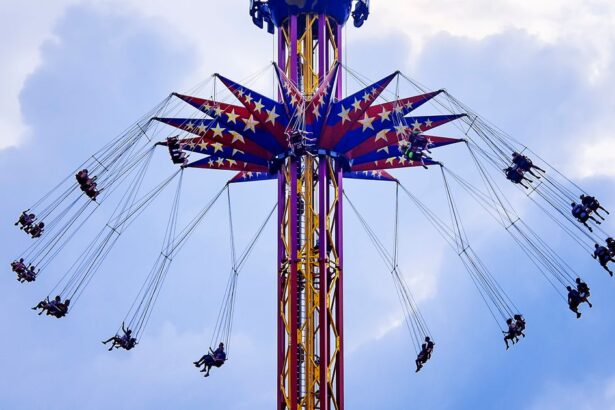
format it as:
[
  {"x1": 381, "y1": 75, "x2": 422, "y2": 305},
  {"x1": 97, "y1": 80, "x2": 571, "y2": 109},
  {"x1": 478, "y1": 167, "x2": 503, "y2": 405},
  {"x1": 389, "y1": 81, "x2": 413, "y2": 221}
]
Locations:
[{"x1": 1, "y1": 1, "x2": 615, "y2": 409}]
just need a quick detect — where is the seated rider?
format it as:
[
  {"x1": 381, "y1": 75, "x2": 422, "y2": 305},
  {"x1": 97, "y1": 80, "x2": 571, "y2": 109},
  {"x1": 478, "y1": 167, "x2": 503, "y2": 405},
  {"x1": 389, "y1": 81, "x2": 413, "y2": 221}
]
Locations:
[
  {"x1": 571, "y1": 202, "x2": 600, "y2": 232},
  {"x1": 513, "y1": 314, "x2": 526, "y2": 340},
  {"x1": 15, "y1": 211, "x2": 36, "y2": 230},
  {"x1": 102, "y1": 323, "x2": 137, "y2": 351},
  {"x1": 404, "y1": 134, "x2": 432, "y2": 169},
  {"x1": 28, "y1": 222, "x2": 45, "y2": 238},
  {"x1": 503, "y1": 318, "x2": 518, "y2": 350},
  {"x1": 18, "y1": 265, "x2": 37, "y2": 283},
  {"x1": 415, "y1": 336, "x2": 435, "y2": 372},
  {"x1": 167, "y1": 136, "x2": 188, "y2": 165},
  {"x1": 32, "y1": 296, "x2": 59, "y2": 316},
  {"x1": 512, "y1": 152, "x2": 545, "y2": 178},
  {"x1": 505, "y1": 166, "x2": 533, "y2": 189},
  {"x1": 50, "y1": 299, "x2": 70, "y2": 318},
  {"x1": 607, "y1": 237, "x2": 615, "y2": 256},
  {"x1": 194, "y1": 342, "x2": 227, "y2": 377},
  {"x1": 593, "y1": 244, "x2": 615, "y2": 276},
  {"x1": 580, "y1": 194, "x2": 609, "y2": 220},
  {"x1": 566, "y1": 286, "x2": 582, "y2": 318},
  {"x1": 575, "y1": 278, "x2": 592, "y2": 308},
  {"x1": 11, "y1": 259, "x2": 27, "y2": 275},
  {"x1": 76, "y1": 169, "x2": 90, "y2": 185}
]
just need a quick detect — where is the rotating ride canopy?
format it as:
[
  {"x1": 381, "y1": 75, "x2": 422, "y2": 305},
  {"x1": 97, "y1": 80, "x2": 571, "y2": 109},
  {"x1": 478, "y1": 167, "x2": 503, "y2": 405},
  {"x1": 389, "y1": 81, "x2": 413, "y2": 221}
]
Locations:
[{"x1": 9, "y1": 1, "x2": 615, "y2": 410}]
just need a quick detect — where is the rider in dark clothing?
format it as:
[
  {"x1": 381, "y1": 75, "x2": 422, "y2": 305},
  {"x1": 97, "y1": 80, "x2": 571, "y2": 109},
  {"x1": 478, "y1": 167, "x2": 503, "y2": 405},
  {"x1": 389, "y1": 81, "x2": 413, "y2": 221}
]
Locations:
[
  {"x1": 575, "y1": 278, "x2": 592, "y2": 308},
  {"x1": 580, "y1": 195, "x2": 609, "y2": 220},
  {"x1": 593, "y1": 244, "x2": 615, "y2": 276},
  {"x1": 76, "y1": 169, "x2": 90, "y2": 185},
  {"x1": 607, "y1": 237, "x2": 615, "y2": 256},
  {"x1": 505, "y1": 166, "x2": 533, "y2": 189},
  {"x1": 513, "y1": 314, "x2": 526, "y2": 341},
  {"x1": 512, "y1": 152, "x2": 545, "y2": 178},
  {"x1": 18, "y1": 265, "x2": 37, "y2": 283},
  {"x1": 567, "y1": 286, "x2": 582, "y2": 318},
  {"x1": 194, "y1": 343, "x2": 227, "y2": 377},
  {"x1": 504, "y1": 318, "x2": 518, "y2": 350},
  {"x1": 28, "y1": 222, "x2": 45, "y2": 238},
  {"x1": 102, "y1": 323, "x2": 137, "y2": 351},
  {"x1": 404, "y1": 134, "x2": 432, "y2": 169},
  {"x1": 11, "y1": 259, "x2": 27, "y2": 275},
  {"x1": 571, "y1": 202, "x2": 601, "y2": 232},
  {"x1": 415, "y1": 336, "x2": 435, "y2": 372},
  {"x1": 15, "y1": 211, "x2": 36, "y2": 230}
]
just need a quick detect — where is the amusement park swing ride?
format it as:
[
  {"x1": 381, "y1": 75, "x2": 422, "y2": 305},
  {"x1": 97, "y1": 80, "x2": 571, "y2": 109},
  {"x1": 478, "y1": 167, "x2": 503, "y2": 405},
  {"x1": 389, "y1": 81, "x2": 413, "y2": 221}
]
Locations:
[{"x1": 10, "y1": 1, "x2": 615, "y2": 409}]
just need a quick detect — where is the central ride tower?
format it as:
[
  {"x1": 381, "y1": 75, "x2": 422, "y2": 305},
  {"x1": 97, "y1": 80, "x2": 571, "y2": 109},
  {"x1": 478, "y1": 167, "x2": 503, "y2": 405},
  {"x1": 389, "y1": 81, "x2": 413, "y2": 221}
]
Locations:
[{"x1": 251, "y1": 1, "x2": 369, "y2": 409}]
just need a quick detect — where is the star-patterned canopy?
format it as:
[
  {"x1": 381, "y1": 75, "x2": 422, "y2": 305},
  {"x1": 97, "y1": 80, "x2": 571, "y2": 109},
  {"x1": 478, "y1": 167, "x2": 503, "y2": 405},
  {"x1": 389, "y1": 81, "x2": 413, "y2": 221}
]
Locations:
[{"x1": 153, "y1": 63, "x2": 466, "y2": 183}]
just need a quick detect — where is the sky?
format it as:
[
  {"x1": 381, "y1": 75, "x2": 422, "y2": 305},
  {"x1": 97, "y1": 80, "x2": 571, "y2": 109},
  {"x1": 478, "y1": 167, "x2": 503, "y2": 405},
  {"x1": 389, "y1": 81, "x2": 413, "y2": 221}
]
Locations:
[{"x1": 1, "y1": 1, "x2": 615, "y2": 409}]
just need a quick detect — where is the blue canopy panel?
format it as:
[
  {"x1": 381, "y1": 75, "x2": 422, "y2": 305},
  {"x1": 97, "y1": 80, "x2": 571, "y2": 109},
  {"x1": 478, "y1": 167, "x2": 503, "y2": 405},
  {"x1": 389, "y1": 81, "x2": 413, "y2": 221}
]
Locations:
[
  {"x1": 351, "y1": 156, "x2": 439, "y2": 172},
  {"x1": 267, "y1": 0, "x2": 352, "y2": 26},
  {"x1": 348, "y1": 135, "x2": 464, "y2": 165}
]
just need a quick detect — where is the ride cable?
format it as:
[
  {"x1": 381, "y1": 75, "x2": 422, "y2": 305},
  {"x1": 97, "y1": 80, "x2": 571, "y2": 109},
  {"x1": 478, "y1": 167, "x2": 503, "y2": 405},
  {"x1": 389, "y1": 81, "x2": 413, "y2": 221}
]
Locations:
[
  {"x1": 123, "y1": 182, "x2": 228, "y2": 340},
  {"x1": 344, "y1": 190, "x2": 432, "y2": 355},
  {"x1": 46, "y1": 168, "x2": 182, "y2": 307},
  {"x1": 397, "y1": 181, "x2": 520, "y2": 331},
  {"x1": 209, "y1": 188, "x2": 277, "y2": 355}
]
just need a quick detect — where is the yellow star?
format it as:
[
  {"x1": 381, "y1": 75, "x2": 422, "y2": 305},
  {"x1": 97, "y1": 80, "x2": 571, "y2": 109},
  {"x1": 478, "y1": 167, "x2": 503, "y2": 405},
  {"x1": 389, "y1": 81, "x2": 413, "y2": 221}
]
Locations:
[
  {"x1": 211, "y1": 142, "x2": 224, "y2": 153},
  {"x1": 226, "y1": 109, "x2": 239, "y2": 124},
  {"x1": 198, "y1": 140, "x2": 209, "y2": 150},
  {"x1": 399, "y1": 156, "x2": 408, "y2": 164},
  {"x1": 378, "y1": 107, "x2": 392, "y2": 122},
  {"x1": 351, "y1": 98, "x2": 362, "y2": 112},
  {"x1": 232, "y1": 148, "x2": 245, "y2": 156},
  {"x1": 385, "y1": 157, "x2": 396, "y2": 165},
  {"x1": 358, "y1": 113, "x2": 375, "y2": 131},
  {"x1": 197, "y1": 123, "x2": 208, "y2": 134},
  {"x1": 374, "y1": 129, "x2": 390, "y2": 142},
  {"x1": 227, "y1": 159, "x2": 237, "y2": 166},
  {"x1": 214, "y1": 106, "x2": 224, "y2": 117},
  {"x1": 290, "y1": 94, "x2": 298, "y2": 106},
  {"x1": 338, "y1": 106, "x2": 351, "y2": 124},
  {"x1": 244, "y1": 93, "x2": 254, "y2": 105},
  {"x1": 242, "y1": 115, "x2": 259, "y2": 133},
  {"x1": 185, "y1": 121, "x2": 195, "y2": 130},
  {"x1": 211, "y1": 123, "x2": 226, "y2": 138},
  {"x1": 229, "y1": 131, "x2": 245, "y2": 144},
  {"x1": 253, "y1": 99, "x2": 264, "y2": 113},
  {"x1": 362, "y1": 91, "x2": 371, "y2": 102},
  {"x1": 266, "y1": 107, "x2": 280, "y2": 125}
]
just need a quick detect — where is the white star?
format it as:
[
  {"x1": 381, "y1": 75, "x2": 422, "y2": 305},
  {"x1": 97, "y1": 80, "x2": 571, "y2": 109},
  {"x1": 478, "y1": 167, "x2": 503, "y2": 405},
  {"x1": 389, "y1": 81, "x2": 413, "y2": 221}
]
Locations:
[
  {"x1": 226, "y1": 109, "x2": 239, "y2": 124},
  {"x1": 394, "y1": 124, "x2": 409, "y2": 136},
  {"x1": 232, "y1": 148, "x2": 245, "y2": 156},
  {"x1": 378, "y1": 107, "x2": 392, "y2": 122},
  {"x1": 405, "y1": 101, "x2": 414, "y2": 110},
  {"x1": 244, "y1": 93, "x2": 253, "y2": 105},
  {"x1": 312, "y1": 104, "x2": 321, "y2": 120},
  {"x1": 338, "y1": 106, "x2": 351, "y2": 124},
  {"x1": 211, "y1": 123, "x2": 226, "y2": 138},
  {"x1": 351, "y1": 98, "x2": 362, "y2": 112},
  {"x1": 198, "y1": 140, "x2": 209, "y2": 150},
  {"x1": 211, "y1": 142, "x2": 224, "y2": 153},
  {"x1": 216, "y1": 158, "x2": 225, "y2": 166},
  {"x1": 237, "y1": 88, "x2": 245, "y2": 97},
  {"x1": 358, "y1": 113, "x2": 375, "y2": 131},
  {"x1": 266, "y1": 107, "x2": 280, "y2": 125},
  {"x1": 411, "y1": 120, "x2": 422, "y2": 132},
  {"x1": 242, "y1": 115, "x2": 259, "y2": 133},
  {"x1": 425, "y1": 119, "x2": 433, "y2": 128},
  {"x1": 229, "y1": 131, "x2": 245, "y2": 144},
  {"x1": 246, "y1": 171, "x2": 254, "y2": 178},
  {"x1": 394, "y1": 104, "x2": 404, "y2": 114},
  {"x1": 374, "y1": 129, "x2": 390, "y2": 142},
  {"x1": 207, "y1": 159, "x2": 214, "y2": 166},
  {"x1": 253, "y1": 99, "x2": 264, "y2": 113},
  {"x1": 362, "y1": 91, "x2": 371, "y2": 102},
  {"x1": 197, "y1": 123, "x2": 208, "y2": 134},
  {"x1": 377, "y1": 146, "x2": 390, "y2": 154},
  {"x1": 214, "y1": 106, "x2": 224, "y2": 117},
  {"x1": 185, "y1": 121, "x2": 195, "y2": 130}
]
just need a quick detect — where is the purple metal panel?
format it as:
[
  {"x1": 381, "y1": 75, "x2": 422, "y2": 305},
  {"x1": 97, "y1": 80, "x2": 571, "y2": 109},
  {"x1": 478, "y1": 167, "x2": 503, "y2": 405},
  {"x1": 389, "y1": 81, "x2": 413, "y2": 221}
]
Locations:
[
  {"x1": 290, "y1": 15, "x2": 298, "y2": 85},
  {"x1": 289, "y1": 160, "x2": 299, "y2": 409},
  {"x1": 335, "y1": 22, "x2": 345, "y2": 410},
  {"x1": 318, "y1": 157, "x2": 329, "y2": 410},
  {"x1": 277, "y1": 170, "x2": 286, "y2": 410},
  {"x1": 335, "y1": 164, "x2": 345, "y2": 409}
]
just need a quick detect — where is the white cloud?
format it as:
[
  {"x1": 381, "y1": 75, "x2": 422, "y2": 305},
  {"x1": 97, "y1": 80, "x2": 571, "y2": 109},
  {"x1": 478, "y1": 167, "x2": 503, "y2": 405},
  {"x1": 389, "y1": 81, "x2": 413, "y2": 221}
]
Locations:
[{"x1": 578, "y1": 137, "x2": 615, "y2": 179}]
